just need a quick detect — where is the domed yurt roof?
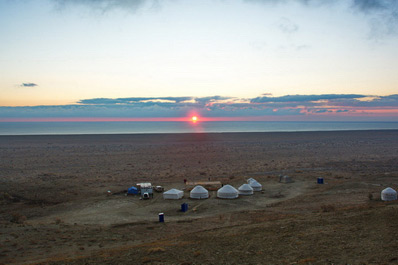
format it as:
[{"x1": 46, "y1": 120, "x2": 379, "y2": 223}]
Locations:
[
  {"x1": 217, "y1": 185, "x2": 239, "y2": 199},
  {"x1": 238, "y1": 183, "x2": 254, "y2": 195},
  {"x1": 190, "y1": 185, "x2": 209, "y2": 199},
  {"x1": 381, "y1": 187, "x2": 397, "y2": 201},
  {"x1": 249, "y1": 180, "x2": 262, "y2": 191},
  {"x1": 163, "y1": 189, "x2": 184, "y2": 200},
  {"x1": 247, "y1": 178, "x2": 256, "y2": 184}
]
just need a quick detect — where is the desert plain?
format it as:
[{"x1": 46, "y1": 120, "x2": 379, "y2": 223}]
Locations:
[{"x1": 0, "y1": 130, "x2": 398, "y2": 264}]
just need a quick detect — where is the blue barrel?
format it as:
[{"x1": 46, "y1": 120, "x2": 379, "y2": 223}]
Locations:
[
  {"x1": 159, "y1": 213, "x2": 164, "y2": 223},
  {"x1": 317, "y1": 177, "x2": 324, "y2": 184},
  {"x1": 181, "y1": 203, "x2": 188, "y2": 212}
]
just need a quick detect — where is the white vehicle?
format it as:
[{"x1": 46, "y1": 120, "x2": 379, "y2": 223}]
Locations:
[
  {"x1": 154, "y1": 186, "x2": 164, "y2": 192},
  {"x1": 137, "y1": 182, "x2": 153, "y2": 199}
]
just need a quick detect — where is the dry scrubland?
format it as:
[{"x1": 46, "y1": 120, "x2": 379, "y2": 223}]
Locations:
[{"x1": 0, "y1": 130, "x2": 398, "y2": 264}]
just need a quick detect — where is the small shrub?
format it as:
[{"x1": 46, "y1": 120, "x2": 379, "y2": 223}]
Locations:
[
  {"x1": 2, "y1": 192, "x2": 12, "y2": 200},
  {"x1": 269, "y1": 192, "x2": 284, "y2": 198},
  {"x1": 147, "y1": 247, "x2": 166, "y2": 254},
  {"x1": 142, "y1": 257, "x2": 162, "y2": 263},
  {"x1": 320, "y1": 204, "x2": 335, "y2": 212},
  {"x1": 298, "y1": 258, "x2": 316, "y2": 264},
  {"x1": 368, "y1": 193, "x2": 373, "y2": 201},
  {"x1": 10, "y1": 213, "x2": 26, "y2": 224}
]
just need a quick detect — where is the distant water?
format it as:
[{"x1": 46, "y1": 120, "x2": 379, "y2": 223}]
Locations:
[{"x1": 0, "y1": 121, "x2": 397, "y2": 135}]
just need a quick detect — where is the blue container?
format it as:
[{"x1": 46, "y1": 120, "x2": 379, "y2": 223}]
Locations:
[
  {"x1": 159, "y1": 213, "x2": 164, "y2": 223},
  {"x1": 181, "y1": 203, "x2": 188, "y2": 212},
  {"x1": 317, "y1": 177, "x2": 324, "y2": 184}
]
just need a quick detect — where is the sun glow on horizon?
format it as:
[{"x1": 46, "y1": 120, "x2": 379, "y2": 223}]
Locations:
[{"x1": 191, "y1": 116, "x2": 198, "y2": 123}]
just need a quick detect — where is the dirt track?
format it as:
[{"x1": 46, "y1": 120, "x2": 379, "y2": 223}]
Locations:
[{"x1": 1, "y1": 130, "x2": 398, "y2": 264}]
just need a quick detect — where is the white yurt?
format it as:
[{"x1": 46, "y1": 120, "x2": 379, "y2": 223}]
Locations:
[
  {"x1": 249, "y1": 180, "x2": 262, "y2": 191},
  {"x1": 190, "y1": 185, "x2": 209, "y2": 199},
  {"x1": 381, "y1": 187, "x2": 397, "y2": 201},
  {"x1": 247, "y1": 178, "x2": 256, "y2": 184},
  {"x1": 217, "y1": 185, "x2": 239, "y2": 199},
  {"x1": 238, "y1": 183, "x2": 254, "y2": 195},
  {"x1": 279, "y1": 175, "x2": 293, "y2": 183},
  {"x1": 163, "y1": 189, "x2": 184, "y2": 200}
]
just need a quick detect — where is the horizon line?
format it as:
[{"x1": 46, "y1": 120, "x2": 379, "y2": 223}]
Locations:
[{"x1": 1, "y1": 117, "x2": 398, "y2": 123}]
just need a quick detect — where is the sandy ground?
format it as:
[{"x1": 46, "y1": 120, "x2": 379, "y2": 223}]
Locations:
[{"x1": 0, "y1": 130, "x2": 398, "y2": 264}]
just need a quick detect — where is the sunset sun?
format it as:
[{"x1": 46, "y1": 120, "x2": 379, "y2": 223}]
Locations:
[{"x1": 191, "y1": 116, "x2": 198, "y2": 122}]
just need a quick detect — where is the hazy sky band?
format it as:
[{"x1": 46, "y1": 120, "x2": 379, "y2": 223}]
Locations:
[{"x1": 1, "y1": 94, "x2": 397, "y2": 121}]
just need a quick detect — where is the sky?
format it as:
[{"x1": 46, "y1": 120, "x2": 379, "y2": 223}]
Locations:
[{"x1": 0, "y1": 0, "x2": 397, "y2": 121}]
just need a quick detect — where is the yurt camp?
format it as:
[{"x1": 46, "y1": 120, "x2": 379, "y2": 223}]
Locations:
[
  {"x1": 238, "y1": 183, "x2": 254, "y2": 195},
  {"x1": 217, "y1": 185, "x2": 239, "y2": 199},
  {"x1": 190, "y1": 185, "x2": 209, "y2": 199},
  {"x1": 163, "y1": 189, "x2": 184, "y2": 200},
  {"x1": 249, "y1": 180, "x2": 262, "y2": 191},
  {"x1": 381, "y1": 187, "x2": 397, "y2": 201}
]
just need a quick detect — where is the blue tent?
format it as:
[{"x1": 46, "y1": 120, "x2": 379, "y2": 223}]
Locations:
[{"x1": 127, "y1": 186, "x2": 139, "y2": 195}]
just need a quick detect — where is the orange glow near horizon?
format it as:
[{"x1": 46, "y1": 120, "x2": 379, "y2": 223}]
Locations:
[
  {"x1": 1, "y1": 111, "x2": 398, "y2": 123},
  {"x1": 0, "y1": 116, "x2": 267, "y2": 122}
]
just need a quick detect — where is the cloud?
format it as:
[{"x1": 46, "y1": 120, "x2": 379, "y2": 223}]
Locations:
[
  {"x1": 78, "y1": 96, "x2": 235, "y2": 107},
  {"x1": 52, "y1": 0, "x2": 159, "y2": 13},
  {"x1": 329, "y1": 94, "x2": 398, "y2": 107},
  {"x1": 20, "y1": 83, "x2": 38, "y2": 87},
  {"x1": 351, "y1": 0, "x2": 398, "y2": 37},
  {"x1": 250, "y1": 94, "x2": 366, "y2": 103},
  {"x1": 194, "y1": 96, "x2": 234, "y2": 105},
  {"x1": 1, "y1": 94, "x2": 397, "y2": 121},
  {"x1": 307, "y1": 108, "x2": 333, "y2": 113},
  {"x1": 245, "y1": 0, "x2": 398, "y2": 37},
  {"x1": 78, "y1": 97, "x2": 193, "y2": 105},
  {"x1": 278, "y1": 18, "x2": 299, "y2": 34},
  {"x1": 49, "y1": 0, "x2": 398, "y2": 40},
  {"x1": 247, "y1": 0, "x2": 398, "y2": 18},
  {"x1": 121, "y1": 97, "x2": 193, "y2": 103},
  {"x1": 352, "y1": 0, "x2": 393, "y2": 12},
  {"x1": 244, "y1": 0, "x2": 337, "y2": 7},
  {"x1": 78, "y1": 98, "x2": 122, "y2": 105}
]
